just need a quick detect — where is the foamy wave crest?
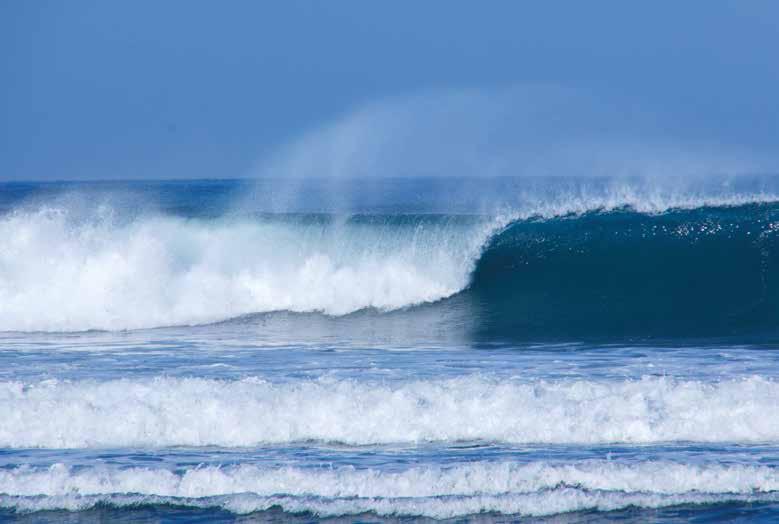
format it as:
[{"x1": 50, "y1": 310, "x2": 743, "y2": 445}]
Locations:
[
  {"x1": 2, "y1": 461, "x2": 778, "y2": 518},
  {"x1": 3, "y1": 376, "x2": 779, "y2": 448},
  {"x1": 511, "y1": 183, "x2": 779, "y2": 217},
  {"x1": 0, "y1": 207, "x2": 498, "y2": 331}
]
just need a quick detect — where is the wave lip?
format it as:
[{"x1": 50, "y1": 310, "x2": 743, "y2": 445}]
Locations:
[
  {"x1": 2, "y1": 461, "x2": 779, "y2": 518},
  {"x1": 3, "y1": 376, "x2": 779, "y2": 448}
]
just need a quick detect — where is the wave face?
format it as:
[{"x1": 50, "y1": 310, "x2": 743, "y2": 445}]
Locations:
[
  {"x1": 3, "y1": 376, "x2": 779, "y2": 448},
  {"x1": 2, "y1": 461, "x2": 779, "y2": 518},
  {"x1": 1, "y1": 178, "x2": 778, "y2": 337},
  {"x1": 471, "y1": 203, "x2": 779, "y2": 338}
]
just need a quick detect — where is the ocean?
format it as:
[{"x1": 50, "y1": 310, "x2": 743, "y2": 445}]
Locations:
[{"x1": 1, "y1": 176, "x2": 779, "y2": 523}]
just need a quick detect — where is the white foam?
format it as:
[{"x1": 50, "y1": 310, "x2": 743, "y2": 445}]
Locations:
[
  {"x1": 0, "y1": 208, "x2": 497, "y2": 331},
  {"x1": 1, "y1": 461, "x2": 778, "y2": 517},
  {"x1": 3, "y1": 375, "x2": 779, "y2": 448}
]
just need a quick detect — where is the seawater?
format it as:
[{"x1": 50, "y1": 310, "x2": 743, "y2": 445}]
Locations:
[{"x1": 2, "y1": 177, "x2": 779, "y2": 523}]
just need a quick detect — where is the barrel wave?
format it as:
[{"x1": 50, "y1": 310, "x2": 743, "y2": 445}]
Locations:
[{"x1": 469, "y1": 203, "x2": 779, "y2": 338}]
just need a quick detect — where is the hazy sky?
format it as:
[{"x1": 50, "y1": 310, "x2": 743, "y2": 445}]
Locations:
[{"x1": 1, "y1": 1, "x2": 778, "y2": 180}]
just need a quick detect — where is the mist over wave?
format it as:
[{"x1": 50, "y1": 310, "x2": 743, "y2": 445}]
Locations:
[{"x1": 253, "y1": 87, "x2": 779, "y2": 183}]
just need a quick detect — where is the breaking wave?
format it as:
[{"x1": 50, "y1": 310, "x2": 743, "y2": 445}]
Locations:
[
  {"x1": 2, "y1": 461, "x2": 779, "y2": 518},
  {"x1": 3, "y1": 375, "x2": 779, "y2": 448},
  {"x1": 0, "y1": 184, "x2": 778, "y2": 335}
]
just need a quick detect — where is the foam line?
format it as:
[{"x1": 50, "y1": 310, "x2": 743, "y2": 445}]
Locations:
[
  {"x1": 2, "y1": 461, "x2": 778, "y2": 518},
  {"x1": 3, "y1": 376, "x2": 779, "y2": 447}
]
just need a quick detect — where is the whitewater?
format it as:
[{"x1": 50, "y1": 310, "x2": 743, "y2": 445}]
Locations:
[{"x1": 2, "y1": 177, "x2": 779, "y2": 522}]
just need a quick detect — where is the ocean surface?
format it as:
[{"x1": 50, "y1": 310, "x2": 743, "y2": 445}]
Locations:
[{"x1": 2, "y1": 176, "x2": 779, "y2": 523}]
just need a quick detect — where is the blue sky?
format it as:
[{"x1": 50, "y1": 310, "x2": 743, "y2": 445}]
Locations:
[{"x1": 1, "y1": 1, "x2": 778, "y2": 180}]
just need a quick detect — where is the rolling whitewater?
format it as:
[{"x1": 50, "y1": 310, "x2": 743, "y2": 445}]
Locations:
[{"x1": 2, "y1": 176, "x2": 779, "y2": 522}]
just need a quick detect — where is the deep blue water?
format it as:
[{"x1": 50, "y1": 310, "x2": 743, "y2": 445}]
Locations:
[{"x1": 2, "y1": 177, "x2": 779, "y2": 522}]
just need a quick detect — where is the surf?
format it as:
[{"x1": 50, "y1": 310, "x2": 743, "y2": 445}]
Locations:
[
  {"x1": 4, "y1": 375, "x2": 779, "y2": 448},
  {"x1": 3, "y1": 461, "x2": 779, "y2": 519}
]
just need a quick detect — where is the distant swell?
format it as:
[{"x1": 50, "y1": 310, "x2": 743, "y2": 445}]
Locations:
[
  {"x1": 2, "y1": 461, "x2": 779, "y2": 518},
  {"x1": 3, "y1": 376, "x2": 779, "y2": 448}
]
